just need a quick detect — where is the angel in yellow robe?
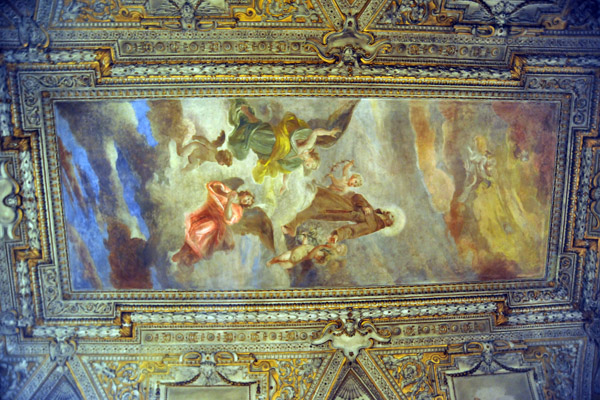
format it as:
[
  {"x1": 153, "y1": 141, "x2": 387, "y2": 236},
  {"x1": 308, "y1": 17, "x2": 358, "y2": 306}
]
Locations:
[{"x1": 227, "y1": 99, "x2": 338, "y2": 188}]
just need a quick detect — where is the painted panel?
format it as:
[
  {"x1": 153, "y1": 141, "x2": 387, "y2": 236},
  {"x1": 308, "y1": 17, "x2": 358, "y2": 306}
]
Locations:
[
  {"x1": 54, "y1": 98, "x2": 559, "y2": 290},
  {"x1": 449, "y1": 372, "x2": 538, "y2": 400},
  {"x1": 165, "y1": 386, "x2": 250, "y2": 399}
]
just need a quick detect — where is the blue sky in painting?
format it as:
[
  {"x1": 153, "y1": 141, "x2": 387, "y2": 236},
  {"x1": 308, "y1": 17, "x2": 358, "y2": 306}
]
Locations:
[
  {"x1": 62, "y1": 192, "x2": 89, "y2": 289},
  {"x1": 56, "y1": 112, "x2": 111, "y2": 289},
  {"x1": 115, "y1": 146, "x2": 150, "y2": 239},
  {"x1": 131, "y1": 100, "x2": 158, "y2": 147},
  {"x1": 55, "y1": 113, "x2": 100, "y2": 201}
]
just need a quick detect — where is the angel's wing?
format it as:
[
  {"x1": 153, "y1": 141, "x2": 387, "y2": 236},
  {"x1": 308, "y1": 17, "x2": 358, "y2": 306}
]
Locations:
[
  {"x1": 221, "y1": 177, "x2": 245, "y2": 191},
  {"x1": 230, "y1": 207, "x2": 275, "y2": 253},
  {"x1": 211, "y1": 130, "x2": 226, "y2": 148},
  {"x1": 313, "y1": 100, "x2": 360, "y2": 148}
]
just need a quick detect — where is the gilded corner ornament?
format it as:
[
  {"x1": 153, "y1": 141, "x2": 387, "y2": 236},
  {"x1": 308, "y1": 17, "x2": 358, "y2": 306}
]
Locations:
[{"x1": 306, "y1": 13, "x2": 391, "y2": 67}]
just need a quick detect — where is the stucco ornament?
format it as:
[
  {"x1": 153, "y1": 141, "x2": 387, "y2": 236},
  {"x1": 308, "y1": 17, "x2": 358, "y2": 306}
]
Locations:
[
  {"x1": 0, "y1": 310, "x2": 18, "y2": 336},
  {"x1": 0, "y1": 358, "x2": 28, "y2": 400},
  {"x1": 180, "y1": 351, "x2": 252, "y2": 385},
  {"x1": 306, "y1": 13, "x2": 391, "y2": 67},
  {"x1": 0, "y1": 161, "x2": 20, "y2": 241},
  {"x1": 312, "y1": 310, "x2": 390, "y2": 361},
  {"x1": 49, "y1": 338, "x2": 77, "y2": 374}
]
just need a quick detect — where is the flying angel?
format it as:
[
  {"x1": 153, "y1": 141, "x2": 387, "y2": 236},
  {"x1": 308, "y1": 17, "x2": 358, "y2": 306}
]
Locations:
[{"x1": 227, "y1": 99, "x2": 359, "y2": 191}]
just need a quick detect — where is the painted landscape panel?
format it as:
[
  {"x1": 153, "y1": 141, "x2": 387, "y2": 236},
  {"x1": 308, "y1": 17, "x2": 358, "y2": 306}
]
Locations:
[{"x1": 54, "y1": 98, "x2": 559, "y2": 290}]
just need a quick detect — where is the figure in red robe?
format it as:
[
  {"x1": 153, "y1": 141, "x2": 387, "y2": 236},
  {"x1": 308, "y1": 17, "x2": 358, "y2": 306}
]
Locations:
[{"x1": 172, "y1": 181, "x2": 254, "y2": 267}]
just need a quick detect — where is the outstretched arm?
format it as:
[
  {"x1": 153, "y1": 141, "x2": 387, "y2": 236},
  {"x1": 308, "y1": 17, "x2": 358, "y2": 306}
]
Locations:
[
  {"x1": 342, "y1": 160, "x2": 354, "y2": 179},
  {"x1": 296, "y1": 128, "x2": 340, "y2": 155},
  {"x1": 306, "y1": 244, "x2": 331, "y2": 261},
  {"x1": 224, "y1": 191, "x2": 238, "y2": 221}
]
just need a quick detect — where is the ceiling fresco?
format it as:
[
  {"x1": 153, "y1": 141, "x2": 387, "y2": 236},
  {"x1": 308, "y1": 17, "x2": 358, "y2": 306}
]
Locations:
[
  {"x1": 55, "y1": 97, "x2": 560, "y2": 291},
  {"x1": 0, "y1": 0, "x2": 600, "y2": 399}
]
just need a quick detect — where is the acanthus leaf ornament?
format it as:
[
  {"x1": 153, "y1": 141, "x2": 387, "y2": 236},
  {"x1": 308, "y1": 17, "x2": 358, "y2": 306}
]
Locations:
[
  {"x1": 305, "y1": 13, "x2": 391, "y2": 68},
  {"x1": 381, "y1": 353, "x2": 438, "y2": 399},
  {"x1": 236, "y1": 0, "x2": 321, "y2": 23},
  {"x1": 58, "y1": 0, "x2": 143, "y2": 23},
  {"x1": 1, "y1": 4, "x2": 50, "y2": 49},
  {"x1": 576, "y1": 145, "x2": 594, "y2": 241},
  {"x1": 0, "y1": 65, "x2": 12, "y2": 139},
  {"x1": 312, "y1": 310, "x2": 391, "y2": 362},
  {"x1": 93, "y1": 361, "x2": 146, "y2": 399},
  {"x1": 526, "y1": 344, "x2": 579, "y2": 399},
  {"x1": 380, "y1": 0, "x2": 442, "y2": 25},
  {"x1": 582, "y1": 244, "x2": 599, "y2": 313},
  {"x1": 16, "y1": 259, "x2": 34, "y2": 330},
  {"x1": 0, "y1": 357, "x2": 29, "y2": 400},
  {"x1": 566, "y1": 0, "x2": 600, "y2": 30}
]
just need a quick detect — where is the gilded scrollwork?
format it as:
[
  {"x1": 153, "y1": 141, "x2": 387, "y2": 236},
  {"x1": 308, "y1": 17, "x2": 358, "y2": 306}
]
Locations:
[
  {"x1": 378, "y1": 0, "x2": 448, "y2": 26},
  {"x1": 380, "y1": 353, "x2": 443, "y2": 400},
  {"x1": 235, "y1": 0, "x2": 322, "y2": 23},
  {"x1": 305, "y1": 13, "x2": 391, "y2": 67},
  {"x1": 93, "y1": 361, "x2": 153, "y2": 399},
  {"x1": 41, "y1": 267, "x2": 115, "y2": 319},
  {"x1": 509, "y1": 255, "x2": 576, "y2": 306},
  {"x1": 86, "y1": 351, "x2": 328, "y2": 399},
  {"x1": 58, "y1": 0, "x2": 144, "y2": 23},
  {"x1": 262, "y1": 357, "x2": 323, "y2": 399},
  {"x1": 248, "y1": 354, "x2": 327, "y2": 399},
  {"x1": 525, "y1": 344, "x2": 579, "y2": 399},
  {"x1": 526, "y1": 75, "x2": 593, "y2": 127},
  {"x1": 19, "y1": 73, "x2": 94, "y2": 129}
]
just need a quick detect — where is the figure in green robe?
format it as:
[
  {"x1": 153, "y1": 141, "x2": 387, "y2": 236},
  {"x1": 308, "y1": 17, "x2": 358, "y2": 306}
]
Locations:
[{"x1": 227, "y1": 99, "x2": 339, "y2": 188}]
